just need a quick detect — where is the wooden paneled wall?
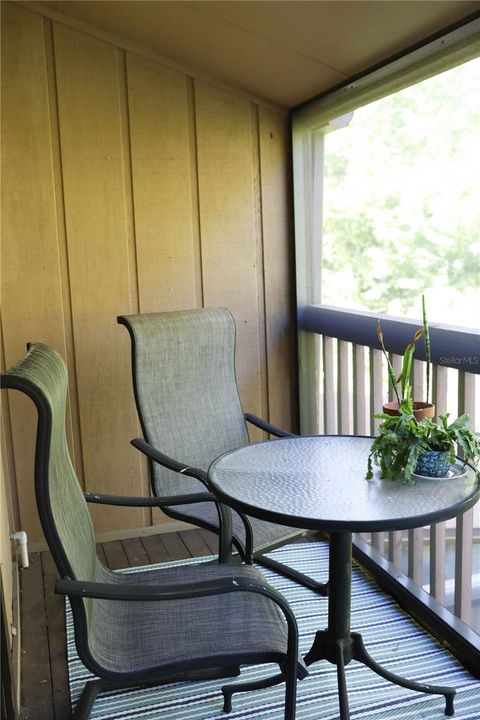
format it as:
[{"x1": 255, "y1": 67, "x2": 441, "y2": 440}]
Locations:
[{"x1": 1, "y1": 2, "x2": 296, "y2": 544}]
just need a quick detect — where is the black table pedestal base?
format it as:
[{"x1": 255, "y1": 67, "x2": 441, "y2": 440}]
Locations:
[
  {"x1": 304, "y1": 629, "x2": 456, "y2": 719},
  {"x1": 303, "y1": 532, "x2": 456, "y2": 719}
]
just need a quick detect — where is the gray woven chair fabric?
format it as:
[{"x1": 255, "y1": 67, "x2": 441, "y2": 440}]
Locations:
[
  {"x1": 92, "y1": 561, "x2": 289, "y2": 674},
  {"x1": 120, "y1": 309, "x2": 303, "y2": 552},
  {"x1": 1, "y1": 343, "x2": 299, "y2": 690}
]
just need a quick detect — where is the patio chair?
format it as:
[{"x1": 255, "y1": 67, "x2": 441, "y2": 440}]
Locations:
[
  {"x1": 118, "y1": 308, "x2": 327, "y2": 593},
  {"x1": 1, "y1": 343, "x2": 305, "y2": 720}
]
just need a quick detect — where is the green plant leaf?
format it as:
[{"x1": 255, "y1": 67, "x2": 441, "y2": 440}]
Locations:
[
  {"x1": 376, "y1": 320, "x2": 401, "y2": 404},
  {"x1": 398, "y1": 328, "x2": 423, "y2": 400},
  {"x1": 366, "y1": 400, "x2": 480, "y2": 485},
  {"x1": 422, "y1": 295, "x2": 431, "y2": 404}
]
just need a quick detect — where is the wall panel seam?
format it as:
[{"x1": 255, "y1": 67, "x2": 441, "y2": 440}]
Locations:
[
  {"x1": 119, "y1": 48, "x2": 151, "y2": 522},
  {"x1": 45, "y1": 15, "x2": 86, "y2": 487},
  {"x1": 187, "y1": 76, "x2": 204, "y2": 309},
  {"x1": 251, "y1": 102, "x2": 270, "y2": 425},
  {"x1": 121, "y1": 50, "x2": 141, "y2": 316}
]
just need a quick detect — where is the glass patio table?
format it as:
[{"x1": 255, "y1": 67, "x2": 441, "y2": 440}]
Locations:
[{"x1": 208, "y1": 435, "x2": 480, "y2": 720}]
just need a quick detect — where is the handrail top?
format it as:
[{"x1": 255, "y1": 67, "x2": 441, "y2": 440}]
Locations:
[{"x1": 298, "y1": 304, "x2": 480, "y2": 374}]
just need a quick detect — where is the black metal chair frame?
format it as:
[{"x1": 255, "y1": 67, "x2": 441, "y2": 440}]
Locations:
[
  {"x1": 118, "y1": 314, "x2": 328, "y2": 596},
  {"x1": 1, "y1": 347, "x2": 302, "y2": 720}
]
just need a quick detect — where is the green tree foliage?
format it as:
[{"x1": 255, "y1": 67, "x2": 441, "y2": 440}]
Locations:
[{"x1": 322, "y1": 58, "x2": 480, "y2": 322}]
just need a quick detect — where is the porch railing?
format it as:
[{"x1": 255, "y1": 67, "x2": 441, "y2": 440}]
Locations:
[{"x1": 297, "y1": 305, "x2": 480, "y2": 667}]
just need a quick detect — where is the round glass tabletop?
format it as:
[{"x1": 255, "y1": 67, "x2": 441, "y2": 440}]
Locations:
[{"x1": 208, "y1": 435, "x2": 480, "y2": 533}]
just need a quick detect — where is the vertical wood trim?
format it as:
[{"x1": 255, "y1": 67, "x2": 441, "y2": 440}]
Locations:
[
  {"x1": 251, "y1": 103, "x2": 269, "y2": 428},
  {"x1": 258, "y1": 107, "x2": 294, "y2": 430},
  {"x1": 293, "y1": 125, "x2": 324, "y2": 435}
]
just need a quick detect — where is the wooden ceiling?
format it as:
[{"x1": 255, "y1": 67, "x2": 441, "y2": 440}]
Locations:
[{"x1": 43, "y1": 1, "x2": 479, "y2": 107}]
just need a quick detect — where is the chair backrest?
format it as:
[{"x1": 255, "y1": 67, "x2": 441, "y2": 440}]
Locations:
[
  {"x1": 1, "y1": 344, "x2": 100, "y2": 614},
  {"x1": 118, "y1": 308, "x2": 249, "y2": 497}
]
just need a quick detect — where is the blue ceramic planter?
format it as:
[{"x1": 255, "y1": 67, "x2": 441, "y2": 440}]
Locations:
[{"x1": 415, "y1": 450, "x2": 450, "y2": 477}]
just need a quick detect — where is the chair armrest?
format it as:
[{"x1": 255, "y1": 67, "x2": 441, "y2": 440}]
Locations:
[
  {"x1": 84, "y1": 491, "x2": 214, "y2": 507},
  {"x1": 55, "y1": 574, "x2": 297, "y2": 617},
  {"x1": 56, "y1": 575, "x2": 305, "y2": 675},
  {"x1": 58, "y1": 572, "x2": 306, "y2": 678},
  {"x1": 131, "y1": 438, "x2": 209, "y2": 488},
  {"x1": 245, "y1": 413, "x2": 298, "y2": 438},
  {"x1": 130, "y1": 437, "x2": 234, "y2": 563}
]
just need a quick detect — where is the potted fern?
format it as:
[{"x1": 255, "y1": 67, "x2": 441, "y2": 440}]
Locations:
[
  {"x1": 366, "y1": 406, "x2": 480, "y2": 484},
  {"x1": 368, "y1": 295, "x2": 480, "y2": 483}
]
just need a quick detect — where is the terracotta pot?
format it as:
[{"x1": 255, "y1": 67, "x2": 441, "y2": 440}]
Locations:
[{"x1": 382, "y1": 401, "x2": 435, "y2": 421}]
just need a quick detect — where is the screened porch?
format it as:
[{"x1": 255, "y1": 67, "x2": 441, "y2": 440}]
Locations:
[{"x1": 1, "y1": 2, "x2": 479, "y2": 719}]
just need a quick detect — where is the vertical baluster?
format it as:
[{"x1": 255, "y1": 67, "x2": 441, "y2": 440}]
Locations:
[
  {"x1": 299, "y1": 329, "x2": 321, "y2": 435},
  {"x1": 353, "y1": 344, "x2": 367, "y2": 435},
  {"x1": 388, "y1": 353, "x2": 403, "y2": 567},
  {"x1": 338, "y1": 340, "x2": 351, "y2": 434},
  {"x1": 323, "y1": 336, "x2": 337, "y2": 434},
  {"x1": 316, "y1": 334, "x2": 325, "y2": 435},
  {"x1": 430, "y1": 365, "x2": 447, "y2": 603},
  {"x1": 370, "y1": 348, "x2": 384, "y2": 554},
  {"x1": 454, "y1": 371, "x2": 475, "y2": 623},
  {"x1": 407, "y1": 360, "x2": 425, "y2": 585},
  {"x1": 370, "y1": 348, "x2": 384, "y2": 435},
  {"x1": 353, "y1": 344, "x2": 370, "y2": 542}
]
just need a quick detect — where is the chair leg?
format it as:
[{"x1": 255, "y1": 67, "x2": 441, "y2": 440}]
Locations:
[
  {"x1": 74, "y1": 666, "x2": 242, "y2": 719},
  {"x1": 221, "y1": 671, "x2": 285, "y2": 713},
  {"x1": 256, "y1": 553, "x2": 329, "y2": 595},
  {"x1": 73, "y1": 679, "x2": 110, "y2": 720},
  {"x1": 284, "y1": 666, "x2": 297, "y2": 720}
]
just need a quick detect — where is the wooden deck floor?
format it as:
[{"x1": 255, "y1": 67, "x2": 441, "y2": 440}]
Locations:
[{"x1": 20, "y1": 528, "x2": 225, "y2": 720}]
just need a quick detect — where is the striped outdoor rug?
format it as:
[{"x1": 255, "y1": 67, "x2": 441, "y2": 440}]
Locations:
[{"x1": 66, "y1": 541, "x2": 479, "y2": 719}]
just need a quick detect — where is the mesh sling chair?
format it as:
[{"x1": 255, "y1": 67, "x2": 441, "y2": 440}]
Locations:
[
  {"x1": 1, "y1": 343, "x2": 306, "y2": 720},
  {"x1": 118, "y1": 308, "x2": 327, "y2": 593}
]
